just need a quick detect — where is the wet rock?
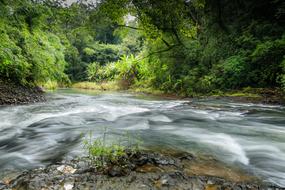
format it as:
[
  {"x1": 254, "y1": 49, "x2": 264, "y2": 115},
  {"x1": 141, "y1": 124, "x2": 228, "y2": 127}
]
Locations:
[
  {"x1": 178, "y1": 153, "x2": 195, "y2": 161},
  {"x1": 56, "y1": 165, "x2": 77, "y2": 174},
  {"x1": 191, "y1": 177, "x2": 206, "y2": 190},
  {"x1": 63, "y1": 182, "x2": 74, "y2": 190},
  {"x1": 154, "y1": 157, "x2": 175, "y2": 165},
  {"x1": 206, "y1": 177, "x2": 226, "y2": 185},
  {"x1": 0, "y1": 182, "x2": 7, "y2": 190},
  {"x1": 159, "y1": 174, "x2": 176, "y2": 186},
  {"x1": 132, "y1": 154, "x2": 149, "y2": 166},
  {"x1": 107, "y1": 165, "x2": 125, "y2": 177},
  {"x1": 2, "y1": 150, "x2": 283, "y2": 190},
  {"x1": 0, "y1": 80, "x2": 45, "y2": 105}
]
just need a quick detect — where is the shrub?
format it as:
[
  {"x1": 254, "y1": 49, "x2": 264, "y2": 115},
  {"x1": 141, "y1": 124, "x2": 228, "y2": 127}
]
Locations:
[
  {"x1": 114, "y1": 54, "x2": 139, "y2": 88},
  {"x1": 219, "y1": 55, "x2": 248, "y2": 89}
]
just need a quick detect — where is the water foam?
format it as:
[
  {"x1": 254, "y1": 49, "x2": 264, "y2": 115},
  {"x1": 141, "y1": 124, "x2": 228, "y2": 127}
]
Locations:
[{"x1": 172, "y1": 129, "x2": 249, "y2": 165}]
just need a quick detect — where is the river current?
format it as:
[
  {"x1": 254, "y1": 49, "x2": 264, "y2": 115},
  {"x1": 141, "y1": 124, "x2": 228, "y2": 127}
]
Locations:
[{"x1": 0, "y1": 89, "x2": 284, "y2": 186}]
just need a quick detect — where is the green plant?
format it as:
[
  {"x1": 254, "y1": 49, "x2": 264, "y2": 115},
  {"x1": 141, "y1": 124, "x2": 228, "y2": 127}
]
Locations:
[
  {"x1": 87, "y1": 62, "x2": 100, "y2": 81},
  {"x1": 83, "y1": 128, "x2": 141, "y2": 168}
]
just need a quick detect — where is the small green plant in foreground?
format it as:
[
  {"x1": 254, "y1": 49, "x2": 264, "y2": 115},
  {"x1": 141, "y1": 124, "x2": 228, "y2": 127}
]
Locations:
[{"x1": 83, "y1": 129, "x2": 141, "y2": 168}]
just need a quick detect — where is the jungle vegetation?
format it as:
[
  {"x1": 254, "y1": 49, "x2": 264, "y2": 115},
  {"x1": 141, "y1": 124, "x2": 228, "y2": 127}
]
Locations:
[{"x1": 0, "y1": 0, "x2": 284, "y2": 95}]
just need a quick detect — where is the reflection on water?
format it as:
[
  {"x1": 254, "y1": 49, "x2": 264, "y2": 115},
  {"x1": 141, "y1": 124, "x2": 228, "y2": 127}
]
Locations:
[{"x1": 0, "y1": 88, "x2": 285, "y2": 186}]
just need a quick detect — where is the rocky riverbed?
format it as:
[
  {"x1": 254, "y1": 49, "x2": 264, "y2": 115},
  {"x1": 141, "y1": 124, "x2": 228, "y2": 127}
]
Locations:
[
  {"x1": 0, "y1": 80, "x2": 45, "y2": 105},
  {"x1": 0, "y1": 150, "x2": 282, "y2": 190}
]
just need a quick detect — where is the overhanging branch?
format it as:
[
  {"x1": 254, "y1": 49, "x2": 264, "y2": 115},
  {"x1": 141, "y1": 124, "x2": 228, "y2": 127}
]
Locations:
[
  {"x1": 139, "y1": 44, "x2": 181, "y2": 60},
  {"x1": 114, "y1": 24, "x2": 144, "y2": 30}
]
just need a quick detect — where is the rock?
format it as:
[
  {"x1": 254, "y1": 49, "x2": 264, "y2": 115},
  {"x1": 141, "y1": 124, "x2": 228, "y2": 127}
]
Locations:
[
  {"x1": 107, "y1": 165, "x2": 125, "y2": 177},
  {"x1": 56, "y1": 165, "x2": 77, "y2": 174},
  {"x1": 191, "y1": 178, "x2": 205, "y2": 190},
  {"x1": 0, "y1": 80, "x2": 46, "y2": 105},
  {"x1": 3, "y1": 150, "x2": 283, "y2": 190},
  {"x1": 64, "y1": 183, "x2": 74, "y2": 190},
  {"x1": 160, "y1": 175, "x2": 175, "y2": 186},
  {"x1": 134, "y1": 154, "x2": 149, "y2": 166},
  {"x1": 0, "y1": 182, "x2": 7, "y2": 190},
  {"x1": 178, "y1": 153, "x2": 195, "y2": 161}
]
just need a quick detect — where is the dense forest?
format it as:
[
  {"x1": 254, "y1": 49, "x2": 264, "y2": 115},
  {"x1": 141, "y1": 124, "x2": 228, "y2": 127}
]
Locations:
[{"x1": 0, "y1": 0, "x2": 284, "y2": 96}]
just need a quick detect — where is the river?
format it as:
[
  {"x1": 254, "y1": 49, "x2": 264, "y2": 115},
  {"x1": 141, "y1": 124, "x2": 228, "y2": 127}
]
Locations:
[{"x1": 0, "y1": 89, "x2": 285, "y2": 187}]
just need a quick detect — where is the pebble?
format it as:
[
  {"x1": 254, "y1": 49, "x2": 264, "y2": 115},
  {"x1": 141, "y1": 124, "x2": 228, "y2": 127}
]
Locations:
[
  {"x1": 64, "y1": 183, "x2": 74, "y2": 190},
  {"x1": 56, "y1": 165, "x2": 77, "y2": 174}
]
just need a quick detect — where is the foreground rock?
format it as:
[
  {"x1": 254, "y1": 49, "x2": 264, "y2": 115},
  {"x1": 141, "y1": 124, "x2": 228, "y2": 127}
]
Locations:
[
  {"x1": 0, "y1": 151, "x2": 282, "y2": 190},
  {"x1": 0, "y1": 80, "x2": 45, "y2": 105}
]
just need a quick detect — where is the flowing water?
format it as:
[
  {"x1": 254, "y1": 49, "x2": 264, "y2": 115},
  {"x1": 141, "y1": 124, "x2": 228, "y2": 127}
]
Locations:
[{"x1": 0, "y1": 89, "x2": 285, "y2": 187}]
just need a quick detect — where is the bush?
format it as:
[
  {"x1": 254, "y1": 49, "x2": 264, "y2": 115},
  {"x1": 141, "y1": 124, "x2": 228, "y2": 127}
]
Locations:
[
  {"x1": 0, "y1": 27, "x2": 31, "y2": 84},
  {"x1": 0, "y1": 22, "x2": 68, "y2": 86},
  {"x1": 219, "y1": 55, "x2": 248, "y2": 89},
  {"x1": 114, "y1": 55, "x2": 139, "y2": 88},
  {"x1": 87, "y1": 62, "x2": 118, "y2": 82},
  {"x1": 280, "y1": 58, "x2": 285, "y2": 91},
  {"x1": 82, "y1": 43, "x2": 122, "y2": 64}
]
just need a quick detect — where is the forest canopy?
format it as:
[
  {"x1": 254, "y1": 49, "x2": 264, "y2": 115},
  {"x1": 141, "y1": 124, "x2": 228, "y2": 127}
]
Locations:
[{"x1": 0, "y1": 0, "x2": 284, "y2": 95}]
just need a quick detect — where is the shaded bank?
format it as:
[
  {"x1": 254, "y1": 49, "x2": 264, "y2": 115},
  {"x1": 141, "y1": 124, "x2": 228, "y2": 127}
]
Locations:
[{"x1": 0, "y1": 80, "x2": 45, "y2": 105}]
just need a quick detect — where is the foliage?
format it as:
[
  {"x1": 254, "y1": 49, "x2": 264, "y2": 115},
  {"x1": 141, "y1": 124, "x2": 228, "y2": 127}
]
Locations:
[
  {"x1": 41, "y1": 80, "x2": 58, "y2": 90},
  {"x1": 0, "y1": 1, "x2": 68, "y2": 86},
  {"x1": 1, "y1": 0, "x2": 284, "y2": 94},
  {"x1": 83, "y1": 132, "x2": 126, "y2": 167},
  {"x1": 87, "y1": 62, "x2": 117, "y2": 82},
  {"x1": 86, "y1": 55, "x2": 140, "y2": 88},
  {"x1": 73, "y1": 81, "x2": 120, "y2": 91},
  {"x1": 0, "y1": 28, "x2": 31, "y2": 84},
  {"x1": 94, "y1": 0, "x2": 285, "y2": 94},
  {"x1": 83, "y1": 129, "x2": 141, "y2": 168},
  {"x1": 0, "y1": 0, "x2": 142, "y2": 86}
]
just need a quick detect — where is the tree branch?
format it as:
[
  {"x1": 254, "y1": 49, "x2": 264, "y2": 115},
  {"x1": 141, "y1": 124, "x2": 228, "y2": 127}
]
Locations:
[
  {"x1": 161, "y1": 38, "x2": 171, "y2": 47},
  {"x1": 114, "y1": 24, "x2": 144, "y2": 30},
  {"x1": 139, "y1": 44, "x2": 181, "y2": 60}
]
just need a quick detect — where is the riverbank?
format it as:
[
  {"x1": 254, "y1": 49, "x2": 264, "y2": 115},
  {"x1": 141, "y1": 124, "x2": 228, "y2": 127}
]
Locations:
[
  {"x1": 0, "y1": 150, "x2": 281, "y2": 190},
  {"x1": 0, "y1": 80, "x2": 45, "y2": 105},
  {"x1": 72, "y1": 81, "x2": 285, "y2": 105}
]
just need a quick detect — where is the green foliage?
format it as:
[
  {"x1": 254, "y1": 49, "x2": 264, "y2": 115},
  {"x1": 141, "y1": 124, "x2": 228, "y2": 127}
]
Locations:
[
  {"x1": 115, "y1": 55, "x2": 138, "y2": 80},
  {"x1": 280, "y1": 58, "x2": 285, "y2": 90},
  {"x1": 0, "y1": 28, "x2": 31, "y2": 84},
  {"x1": 83, "y1": 129, "x2": 141, "y2": 168},
  {"x1": 83, "y1": 132, "x2": 126, "y2": 167},
  {"x1": 82, "y1": 43, "x2": 122, "y2": 64},
  {"x1": 87, "y1": 55, "x2": 140, "y2": 88},
  {"x1": 0, "y1": 1, "x2": 68, "y2": 86},
  {"x1": 1, "y1": 0, "x2": 284, "y2": 95},
  {"x1": 73, "y1": 81, "x2": 120, "y2": 90},
  {"x1": 42, "y1": 80, "x2": 58, "y2": 90},
  {"x1": 87, "y1": 62, "x2": 117, "y2": 82},
  {"x1": 87, "y1": 62, "x2": 100, "y2": 81},
  {"x1": 219, "y1": 55, "x2": 247, "y2": 89},
  {"x1": 23, "y1": 30, "x2": 68, "y2": 84}
]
